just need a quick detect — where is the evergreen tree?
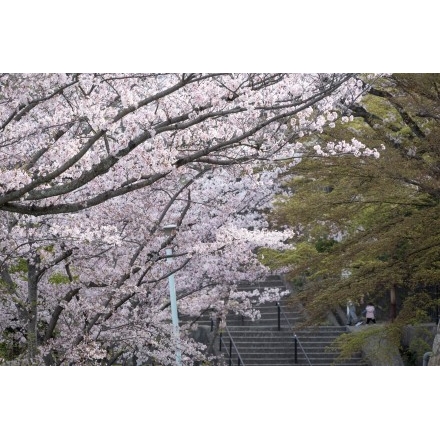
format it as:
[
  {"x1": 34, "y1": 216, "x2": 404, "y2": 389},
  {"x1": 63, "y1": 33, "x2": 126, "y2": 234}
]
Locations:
[{"x1": 262, "y1": 74, "x2": 440, "y2": 361}]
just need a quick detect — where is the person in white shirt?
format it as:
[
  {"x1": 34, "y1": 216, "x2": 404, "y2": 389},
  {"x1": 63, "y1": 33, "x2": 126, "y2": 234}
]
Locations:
[{"x1": 346, "y1": 300, "x2": 358, "y2": 326}]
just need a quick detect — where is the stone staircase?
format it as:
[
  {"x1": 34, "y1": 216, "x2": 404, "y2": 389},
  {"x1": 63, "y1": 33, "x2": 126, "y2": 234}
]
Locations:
[{"x1": 182, "y1": 276, "x2": 366, "y2": 366}]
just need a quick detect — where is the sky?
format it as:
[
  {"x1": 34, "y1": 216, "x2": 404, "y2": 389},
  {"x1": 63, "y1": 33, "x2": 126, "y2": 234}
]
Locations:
[{"x1": 3, "y1": 1, "x2": 438, "y2": 73}]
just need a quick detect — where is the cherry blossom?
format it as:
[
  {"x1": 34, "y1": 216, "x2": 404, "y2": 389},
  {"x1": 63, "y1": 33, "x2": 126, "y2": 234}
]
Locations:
[{"x1": 0, "y1": 73, "x2": 376, "y2": 365}]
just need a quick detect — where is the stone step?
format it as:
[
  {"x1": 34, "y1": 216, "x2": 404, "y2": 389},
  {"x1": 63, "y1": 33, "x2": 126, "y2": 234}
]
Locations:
[
  {"x1": 236, "y1": 361, "x2": 365, "y2": 366},
  {"x1": 220, "y1": 356, "x2": 365, "y2": 366},
  {"x1": 224, "y1": 330, "x2": 344, "y2": 338},
  {"x1": 240, "y1": 353, "x2": 364, "y2": 360},
  {"x1": 224, "y1": 327, "x2": 347, "y2": 337},
  {"x1": 225, "y1": 337, "x2": 336, "y2": 347},
  {"x1": 225, "y1": 341, "x2": 343, "y2": 350},
  {"x1": 222, "y1": 349, "x2": 350, "y2": 360},
  {"x1": 226, "y1": 317, "x2": 303, "y2": 325}
]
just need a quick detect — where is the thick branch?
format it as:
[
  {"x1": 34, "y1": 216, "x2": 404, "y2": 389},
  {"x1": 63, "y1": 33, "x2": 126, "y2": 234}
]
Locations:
[
  {"x1": 3, "y1": 171, "x2": 170, "y2": 216},
  {"x1": 43, "y1": 287, "x2": 80, "y2": 342},
  {"x1": 0, "y1": 129, "x2": 106, "y2": 205},
  {"x1": 37, "y1": 248, "x2": 74, "y2": 280}
]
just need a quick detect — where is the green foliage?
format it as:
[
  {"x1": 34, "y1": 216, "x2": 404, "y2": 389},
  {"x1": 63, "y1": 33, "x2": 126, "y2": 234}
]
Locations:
[
  {"x1": 267, "y1": 74, "x2": 440, "y2": 334},
  {"x1": 400, "y1": 346, "x2": 418, "y2": 366},
  {"x1": 0, "y1": 331, "x2": 23, "y2": 362},
  {"x1": 395, "y1": 292, "x2": 436, "y2": 325},
  {"x1": 48, "y1": 272, "x2": 72, "y2": 285},
  {"x1": 399, "y1": 322, "x2": 435, "y2": 366},
  {"x1": 328, "y1": 326, "x2": 382, "y2": 358},
  {"x1": 259, "y1": 242, "x2": 318, "y2": 269},
  {"x1": 8, "y1": 258, "x2": 28, "y2": 274},
  {"x1": 0, "y1": 342, "x2": 12, "y2": 361},
  {"x1": 315, "y1": 237, "x2": 337, "y2": 253},
  {"x1": 406, "y1": 337, "x2": 432, "y2": 366},
  {"x1": 328, "y1": 324, "x2": 405, "y2": 365}
]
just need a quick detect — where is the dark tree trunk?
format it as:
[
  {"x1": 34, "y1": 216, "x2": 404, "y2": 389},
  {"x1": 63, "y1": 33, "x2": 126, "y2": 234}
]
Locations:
[
  {"x1": 390, "y1": 285, "x2": 397, "y2": 322},
  {"x1": 27, "y1": 255, "x2": 40, "y2": 362}
]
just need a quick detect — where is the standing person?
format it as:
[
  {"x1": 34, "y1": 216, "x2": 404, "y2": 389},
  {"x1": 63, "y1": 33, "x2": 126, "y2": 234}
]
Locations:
[
  {"x1": 365, "y1": 302, "x2": 376, "y2": 324},
  {"x1": 346, "y1": 300, "x2": 358, "y2": 326}
]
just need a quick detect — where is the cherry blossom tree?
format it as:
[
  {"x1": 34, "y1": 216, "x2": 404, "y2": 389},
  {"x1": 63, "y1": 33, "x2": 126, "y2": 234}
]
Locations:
[
  {"x1": 0, "y1": 164, "x2": 293, "y2": 365},
  {"x1": 0, "y1": 73, "x2": 374, "y2": 214},
  {"x1": 0, "y1": 73, "x2": 377, "y2": 365}
]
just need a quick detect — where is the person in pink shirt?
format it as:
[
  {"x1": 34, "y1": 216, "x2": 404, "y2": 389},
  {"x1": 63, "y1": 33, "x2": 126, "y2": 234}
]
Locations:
[{"x1": 364, "y1": 303, "x2": 376, "y2": 324}]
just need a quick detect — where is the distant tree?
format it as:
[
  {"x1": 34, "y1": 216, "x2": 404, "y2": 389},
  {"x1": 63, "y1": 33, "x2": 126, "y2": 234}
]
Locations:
[{"x1": 263, "y1": 74, "x2": 440, "y2": 341}]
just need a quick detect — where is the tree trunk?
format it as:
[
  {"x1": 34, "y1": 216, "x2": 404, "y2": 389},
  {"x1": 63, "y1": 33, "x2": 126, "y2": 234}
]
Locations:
[
  {"x1": 390, "y1": 285, "x2": 397, "y2": 322},
  {"x1": 27, "y1": 255, "x2": 40, "y2": 363}
]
